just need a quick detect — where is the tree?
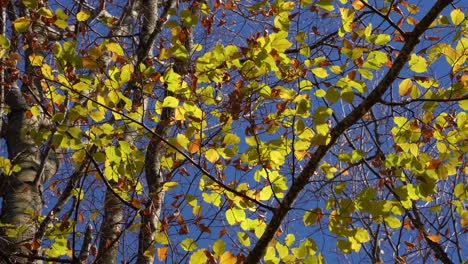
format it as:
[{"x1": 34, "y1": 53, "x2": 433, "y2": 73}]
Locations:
[{"x1": 0, "y1": 0, "x2": 466, "y2": 263}]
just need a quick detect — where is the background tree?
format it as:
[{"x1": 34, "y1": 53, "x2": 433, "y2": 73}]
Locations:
[{"x1": 0, "y1": 0, "x2": 466, "y2": 263}]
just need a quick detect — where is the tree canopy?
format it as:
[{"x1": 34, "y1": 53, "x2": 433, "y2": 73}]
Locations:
[{"x1": 0, "y1": 0, "x2": 467, "y2": 263}]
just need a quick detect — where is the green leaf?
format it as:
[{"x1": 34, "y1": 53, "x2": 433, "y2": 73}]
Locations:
[
  {"x1": 180, "y1": 238, "x2": 197, "y2": 252},
  {"x1": 272, "y1": 38, "x2": 292, "y2": 52},
  {"x1": 13, "y1": 17, "x2": 31, "y2": 33},
  {"x1": 0, "y1": 35, "x2": 10, "y2": 49},
  {"x1": 38, "y1": 7, "x2": 54, "y2": 18},
  {"x1": 354, "y1": 228, "x2": 370, "y2": 243},
  {"x1": 316, "y1": 0, "x2": 334, "y2": 11},
  {"x1": 162, "y1": 96, "x2": 179, "y2": 108},
  {"x1": 384, "y1": 216, "x2": 401, "y2": 228},
  {"x1": 337, "y1": 240, "x2": 352, "y2": 254},
  {"x1": 274, "y1": 12, "x2": 290, "y2": 30},
  {"x1": 22, "y1": 0, "x2": 38, "y2": 9},
  {"x1": 373, "y1": 34, "x2": 391, "y2": 45},
  {"x1": 409, "y1": 54, "x2": 428, "y2": 73},
  {"x1": 212, "y1": 240, "x2": 225, "y2": 257}
]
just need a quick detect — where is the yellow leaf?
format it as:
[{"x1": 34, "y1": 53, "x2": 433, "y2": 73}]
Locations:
[
  {"x1": 162, "y1": 96, "x2": 179, "y2": 108},
  {"x1": 450, "y1": 9, "x2": 465, "y2": 26},
  {"x1": 398, "y1": 78, "x2": 413, "y2": 96},
  {"x1": 219, "y1": 251, "x2": 237, "y2": 264},
  {"x1": 205, "y1": 149, "x2": 219, "y2": 163},
  {"x1": 409, "y1": 54, "x2": 427, "y2": 73},
  {"x1": 13, "y1": 17, "x2": 31, "y2": 33},
  {"x1": 311, "y1": 67, "x2": 329, "y2": 78},
  {"x1": 76, "y1": 11, "x2": 91, "y2": 22},
  {"x1": 162, "y1": 181, "x2": 179, "y2": 191},
  {"x1": 106, "y1": 42, "x2": 124, "y2": 56}
]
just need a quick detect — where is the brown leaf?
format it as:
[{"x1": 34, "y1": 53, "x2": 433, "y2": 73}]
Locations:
[
  {"x1": 219, "y1": 228, "x2": 227, "y2": 238},
  {"x1": 403, "y1": 240, "x2": 415, "y2": 249},
  {"x1": 188, "y1": 139, "x2": 201, "y2": 154},
  {"x1": 427, "y1": 159, "x2": 442, "y2": 169}
]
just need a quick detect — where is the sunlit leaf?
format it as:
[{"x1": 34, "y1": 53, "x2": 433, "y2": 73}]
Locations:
[
  {"x1": 76, "y1": 11, "x2": 91, "y2": 21},
  {"x1": 13, "y1": 17, "x2": 31, "y2": 33},
  {"x1": 450, "y1": 9, "x2": 465, "y2": 25},
  {"x1": 181, "y1": 238, "x2": 197, "y2": 252},
  {"x1": 162, "y1": 96, "x2": 179, "y2": 108},
  {"x1": 409, "y1": 54, "x2": 428, "y2": 73}
]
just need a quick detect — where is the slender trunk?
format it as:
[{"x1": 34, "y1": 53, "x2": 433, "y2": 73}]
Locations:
[
  {"x1": 94, "y1": 2, "x2": 141, "y2": 263},
  {"x1": 136, "y1": 0, "x2": 198, "y2": 262}
]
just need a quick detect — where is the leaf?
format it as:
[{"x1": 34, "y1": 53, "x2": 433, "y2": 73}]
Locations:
[
  {"x1": 212, "y1": 240, "x2": 225, "y2": 257},
  {"x1": 205, "y1": 149, "x2": 219, "y2": 163},
  {"x1": 189, "y1": 249, "x2": 208, "y2": 264},
  {"x1": 374, "y1": 34, "x2": 391, "y2": 45},
  {"x1": 0, "y1": 35, "x2": 10, "y2": 49},
  {"x1": 162, "y1": 181, "x2": 179, "y2": 191},
  {"x1": 162, "y1": 96, "x2": 179, "y2": 108},
  {"x1": 157, "y1": 247, "x2": 168, "y2": 261},
  {"x1": 225, "y1": 207, "x2": 246, "y2": 225},
  {"x1": 13, "y1": 17, "x2": 31, "y2": 33},
  {"x1": 22, "y1": 0, "x2": 38, "y2": 9},
  {"x1": 76, "y1": 11, "x2": 91, "y2": 21},
  {"x1": 384, "y1": 215, "x2": 401, "y2": 228},
  {"x1": 311, "y1": 68, "x2": 329, "y2": 78},
  {"x1": 354, "y1": 228, "x2": 370, "y2": 243},
  {"x1": 317, "y1": 0, "x2": 334, "y2": 11},
  {"x1": 398, "y1": 78, "x2": 413, "y2": 96},
  {"x1": 188, "y1": 139, "x2": 201, "y2": 154},
  {"x1": 180, "y1": 238, "x2": 197, "y2": 252},
  {"x1": 303, "y1": 208, "x2": 322, "y2": 226},
  {"x1": 38, "y1": 7, "x2": 54, "y2": 18},
  {"x1": 237, "y1": 232, "x2": 251, "y2": 246},
  {"x1": 337, "y1": 240, "x2": 352, "y2": 254},
  {"x1": 106, "y1": 42, "x2": 124, "y2": 56},
  {"x1": 285, "y1": 234, "x2": 295, "y2": 247},
  {"x1": 426, "y1": 234, "x2": 441, "y2": 242},
  {"x1": 450, "y1": 9, "x2": 465, "y2": 25},
  {"x1": 409, "y1": 54, "x2": 428, "y2": 73},
  {"x1": 219, "y1": 251, "x2": 237, "y2": 264}
]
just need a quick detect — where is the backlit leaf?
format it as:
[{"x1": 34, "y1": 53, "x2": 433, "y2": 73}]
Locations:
[
  {"x1": 399, "y1": 78, "x2": 413, "y2": 96},
  {"x1": 181, "y1": 238, "x2": 197, "y2": 252},
  {"x1": 13, "y1": 17, "x2": 31, "y2": 33},
  {"x1": 450, "y1": 9, "x2": 465, "y2": 25},
  {"x1": 76, "y1": 11, "x2": 91, "y2": 21},
  {"x1": 409, "y1": 54, "x2": 428, "y2": 73},
  {"x1": 162, "y1": 96, "x2": 179, "y2": 108}
]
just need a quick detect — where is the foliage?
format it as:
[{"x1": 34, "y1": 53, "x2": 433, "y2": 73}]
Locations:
[{"x1": 0, "y1": 0, "x2": 466, "y2": 263}]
